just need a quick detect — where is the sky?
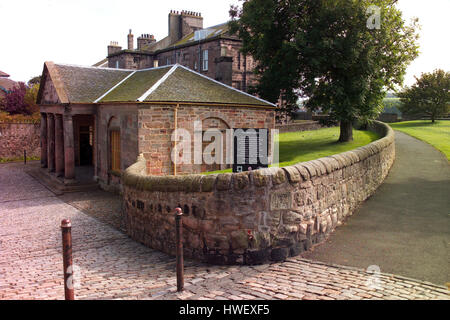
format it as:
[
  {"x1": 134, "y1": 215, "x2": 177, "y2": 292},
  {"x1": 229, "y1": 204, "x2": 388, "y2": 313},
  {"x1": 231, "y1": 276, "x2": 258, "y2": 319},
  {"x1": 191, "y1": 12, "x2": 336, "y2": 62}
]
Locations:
[{"x1": 0, "y1": 0, "x2": 448, "y2": 87}]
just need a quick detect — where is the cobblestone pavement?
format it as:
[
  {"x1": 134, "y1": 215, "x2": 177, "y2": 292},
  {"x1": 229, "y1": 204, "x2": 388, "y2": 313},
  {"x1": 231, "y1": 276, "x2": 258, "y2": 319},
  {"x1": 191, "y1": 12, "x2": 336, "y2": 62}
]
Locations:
[{"x1": 0, "y1": 162, "x2": 448, "y2": 300}]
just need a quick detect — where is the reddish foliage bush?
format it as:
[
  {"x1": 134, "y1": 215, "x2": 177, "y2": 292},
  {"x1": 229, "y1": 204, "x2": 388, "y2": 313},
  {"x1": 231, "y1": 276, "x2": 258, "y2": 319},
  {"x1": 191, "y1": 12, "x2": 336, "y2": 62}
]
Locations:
[{"x1": 3, "y1": 82, "x2": 30, "y2": 115}]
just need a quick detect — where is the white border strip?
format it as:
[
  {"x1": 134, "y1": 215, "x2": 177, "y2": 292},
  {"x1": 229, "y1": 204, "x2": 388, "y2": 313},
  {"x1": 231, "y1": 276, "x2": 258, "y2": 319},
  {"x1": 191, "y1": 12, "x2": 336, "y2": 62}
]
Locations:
[
  {"x1": 177, "y1": 64, "x2": 277, "y2": 107},
  {"x1": 94, "y1": 71, "x2": 137, "y2": 103},
  {"x1": 137, "y1": 64, "x2": 178, "y2": 102}
]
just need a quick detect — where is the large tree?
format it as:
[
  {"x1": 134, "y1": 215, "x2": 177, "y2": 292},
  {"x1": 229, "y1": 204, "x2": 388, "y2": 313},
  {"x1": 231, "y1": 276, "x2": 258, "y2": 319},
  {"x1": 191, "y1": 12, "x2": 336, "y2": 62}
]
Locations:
[
  {"x1": 398, "y1": 69, "x2": 450, "y2": 123},
  {"x1": 230, "y1": 0, "x2": 420, "y2": 141}
]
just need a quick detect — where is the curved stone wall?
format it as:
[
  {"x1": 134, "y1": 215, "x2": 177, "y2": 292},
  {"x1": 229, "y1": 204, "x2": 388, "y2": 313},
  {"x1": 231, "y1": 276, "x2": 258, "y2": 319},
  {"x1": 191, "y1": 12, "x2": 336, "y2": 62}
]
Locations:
[{"x1": 123, "y1": 121, "x2": 395, "y2": 265}]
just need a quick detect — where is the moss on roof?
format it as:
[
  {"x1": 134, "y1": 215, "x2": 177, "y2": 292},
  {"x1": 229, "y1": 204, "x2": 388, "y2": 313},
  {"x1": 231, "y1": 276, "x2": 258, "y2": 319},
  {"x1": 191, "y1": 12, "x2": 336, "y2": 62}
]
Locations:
[
  {"x1": 145, "y1": 66, "x2": 273, "y2": 106},
  {"x1": 47, "y1": 63, "x2": 274, "y2": 107},
  {"x1": 172, "y1": 22, "x2": 230, "y2": 47},
  {"x1": 56, "y1": 64, "x2": 132, "y2": 103},
  {"x1": 101, "y1": 66, "x2": 171, "y2": 102}
]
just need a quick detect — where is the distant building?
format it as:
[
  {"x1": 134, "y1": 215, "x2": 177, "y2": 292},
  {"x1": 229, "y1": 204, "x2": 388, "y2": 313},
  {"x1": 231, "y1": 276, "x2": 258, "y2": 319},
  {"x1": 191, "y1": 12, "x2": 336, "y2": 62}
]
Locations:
[
  {"x1": 0, "y1": 70, "x2": 17, "y2": 100},
  {"x1": 97, "y1": 10, "x2": 257, "y2": 93}
]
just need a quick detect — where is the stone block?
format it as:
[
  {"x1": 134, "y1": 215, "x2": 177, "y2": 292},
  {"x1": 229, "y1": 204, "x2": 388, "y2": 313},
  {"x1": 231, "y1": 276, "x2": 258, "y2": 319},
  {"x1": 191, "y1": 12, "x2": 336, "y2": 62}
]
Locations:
[
  {"x1": 301, "y1": 161, "x2": 317, "y2": 178},
  {"x1": 232, "y1": 172, "x2": 250, "y2": 190},
  {"x1": 270, "y1": 247, "x2": 289, "y2": 262},
  {"x1": 317, "y1": 158, "x2": 334, "y2": 174},
  {"x1": 250, "y1": 169, "x2": 270, "y2": 187},
  {"x1": 289, "y1": 243, "x2": 303, "y2": 257},
  {"x1": 272, "y1": 168, "x2": 287, "y2": 185},
  {"x1": 230, "y1": 230, "x2": 249, "y2": 250},
  {"x1": 282, "y1": 166, "x2": 302, "y2": 183},
  {"x1": 310, "y1": 160, "x2": 327, "y2": 176},
  {"x1": 201, "y1": 174, "x2": 217, "y2": 192},
  {"x1": 216, "y1": 173, "x2": 232, "y2": 191},
  {"x1": 245, "y1": 248, "x2": 269, "y2": 265},
  {"x1": 294, "y1": 164, "x2": 311, "y2": 181}
]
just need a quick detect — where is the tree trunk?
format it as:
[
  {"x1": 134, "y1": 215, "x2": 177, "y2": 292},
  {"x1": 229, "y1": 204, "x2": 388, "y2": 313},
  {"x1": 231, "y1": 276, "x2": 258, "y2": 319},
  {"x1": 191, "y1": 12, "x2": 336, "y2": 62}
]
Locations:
[{"x1": 339, "y1": 120, "x2": 353, "y2": 142}]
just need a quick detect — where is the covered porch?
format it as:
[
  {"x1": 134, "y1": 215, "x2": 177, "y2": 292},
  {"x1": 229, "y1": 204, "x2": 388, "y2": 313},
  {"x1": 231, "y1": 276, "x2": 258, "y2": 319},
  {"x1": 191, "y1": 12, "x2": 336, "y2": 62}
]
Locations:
[{"x1": 38, "y1": 104, "x2": 97, "y2": 188}]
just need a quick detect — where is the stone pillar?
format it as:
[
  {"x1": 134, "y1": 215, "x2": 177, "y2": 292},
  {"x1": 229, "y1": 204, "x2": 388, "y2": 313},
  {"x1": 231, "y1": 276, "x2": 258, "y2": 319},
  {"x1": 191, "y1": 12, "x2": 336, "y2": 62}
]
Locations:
[
  {"x1": 63, "y1": 114, "x2": 75, "y2": 181},
  {"x1": 40, "y1": 113, "x2": 48, "y2": 168},
  {"x1": 55, "y1": 114, "x2": 64, "y2": 177},
  {"x1": 47, "y1": 113, "x2": 55, "y2": 172}
]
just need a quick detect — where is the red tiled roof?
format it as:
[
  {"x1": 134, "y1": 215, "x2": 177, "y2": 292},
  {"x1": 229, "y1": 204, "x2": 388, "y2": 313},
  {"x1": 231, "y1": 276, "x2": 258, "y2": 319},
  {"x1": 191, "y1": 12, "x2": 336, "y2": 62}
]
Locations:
[
  {"x1": 0, "y1": 77, "x2": 17, "y2": 92},
  {"x1": 0, "y1": 70, "x2": 10, "y2": 78}
]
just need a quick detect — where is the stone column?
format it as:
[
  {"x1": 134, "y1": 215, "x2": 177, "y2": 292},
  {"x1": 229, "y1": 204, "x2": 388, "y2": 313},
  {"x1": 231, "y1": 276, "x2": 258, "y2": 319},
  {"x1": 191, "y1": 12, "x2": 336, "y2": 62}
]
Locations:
[
  {"x1": 63, "y1": 114, "x2": 75, "y2": 181},
  {"x1": 55, "y1": 114, "x2": 64, "y2": 177},
  {"x1": 40, "y1": 113, "x2": 48, "y2": 168},
  {"x1": 47, "y1": 113, "x2": 55, "y2": 172}
]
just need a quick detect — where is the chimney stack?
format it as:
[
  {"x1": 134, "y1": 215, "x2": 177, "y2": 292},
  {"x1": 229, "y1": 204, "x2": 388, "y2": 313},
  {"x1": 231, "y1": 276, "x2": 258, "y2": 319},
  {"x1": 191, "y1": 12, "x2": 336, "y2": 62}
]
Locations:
[
  {"x1": 107, "y1": 41, "x2": 122, "y2": 56},
  {"x1": 127, "y1": 29, "x2": 134, "y2": 50},
  {"x1": 137, "y1": 34, "x2": 156, "y2": 50},
  {"x1": 168, "y1": 10, "x2": 203, "y2": 44}
]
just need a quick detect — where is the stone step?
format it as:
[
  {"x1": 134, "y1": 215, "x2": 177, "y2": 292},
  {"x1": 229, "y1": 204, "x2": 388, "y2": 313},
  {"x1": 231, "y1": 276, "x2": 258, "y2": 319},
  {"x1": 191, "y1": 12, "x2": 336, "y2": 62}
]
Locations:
[{"x1": 26, "y1": 168, "x2": 99, "y2": 195}]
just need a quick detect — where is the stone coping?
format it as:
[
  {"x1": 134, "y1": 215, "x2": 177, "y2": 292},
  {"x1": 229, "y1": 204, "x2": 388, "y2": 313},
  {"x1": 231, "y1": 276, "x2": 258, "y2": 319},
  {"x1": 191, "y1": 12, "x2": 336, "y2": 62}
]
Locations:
[{"x1": 123, "y1": 120, "x2": 394, "y2": 192}]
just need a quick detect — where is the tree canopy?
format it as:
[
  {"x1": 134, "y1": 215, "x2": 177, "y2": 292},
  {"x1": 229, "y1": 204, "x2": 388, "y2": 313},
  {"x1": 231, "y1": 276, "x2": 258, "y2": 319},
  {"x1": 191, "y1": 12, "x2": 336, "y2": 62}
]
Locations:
[
  {"x1": 398, "y1": 69, "x2": 450, "y2": 123},
  {"x1": 230, "y1": 0, "x2": 420, "y2": 141}
]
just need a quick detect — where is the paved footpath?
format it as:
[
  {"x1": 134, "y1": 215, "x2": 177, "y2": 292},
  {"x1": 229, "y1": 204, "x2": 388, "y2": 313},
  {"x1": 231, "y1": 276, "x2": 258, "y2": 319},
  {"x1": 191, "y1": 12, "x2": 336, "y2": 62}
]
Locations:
[
  {"x1": 0, "y1": 162, "x2": 448, "y2": 300},
  {"x1": 303, "y1": 131, "x2": 450, "y2": 286}
]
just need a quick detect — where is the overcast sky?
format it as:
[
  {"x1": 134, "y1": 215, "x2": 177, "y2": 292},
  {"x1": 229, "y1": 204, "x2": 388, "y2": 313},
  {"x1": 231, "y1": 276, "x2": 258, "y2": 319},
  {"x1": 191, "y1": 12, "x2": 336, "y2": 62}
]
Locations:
[{"x1": 0, "y1": 0, "x2": 448, "y2": 87}]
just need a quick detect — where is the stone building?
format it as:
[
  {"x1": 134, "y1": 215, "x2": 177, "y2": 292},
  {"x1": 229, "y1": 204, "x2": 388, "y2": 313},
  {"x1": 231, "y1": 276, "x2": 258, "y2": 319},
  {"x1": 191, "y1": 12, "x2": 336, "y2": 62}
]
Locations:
[
  {"x1": 36, "y1": 61, "x2": 275, "y2": 192},
  {"x1": 100, "y1": 10, "x2": 257, "y2": 93}
]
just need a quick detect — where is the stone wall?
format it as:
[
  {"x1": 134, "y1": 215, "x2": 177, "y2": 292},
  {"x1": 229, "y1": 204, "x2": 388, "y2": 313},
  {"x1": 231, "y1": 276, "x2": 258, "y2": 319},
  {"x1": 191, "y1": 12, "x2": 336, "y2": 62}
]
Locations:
[
  {"x1": 123, "y1": 121, "x2": 395, "y2": 265},
  {"x1": 276, "y1": 121, "x2": 324, "y2": 133},
  {"x1": 96, "y1": 104, "x2": 139, "y2": 193},
  {"x1": 0, "y1": 122, "x2": 40, "y2": 159}
]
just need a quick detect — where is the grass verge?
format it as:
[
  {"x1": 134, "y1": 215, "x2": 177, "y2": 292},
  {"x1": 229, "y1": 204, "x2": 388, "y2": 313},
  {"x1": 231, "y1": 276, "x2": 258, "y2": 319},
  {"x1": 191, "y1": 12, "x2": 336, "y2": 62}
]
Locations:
[{"x1": 389, "y1": 120, "x2": 450, "y2": 160}]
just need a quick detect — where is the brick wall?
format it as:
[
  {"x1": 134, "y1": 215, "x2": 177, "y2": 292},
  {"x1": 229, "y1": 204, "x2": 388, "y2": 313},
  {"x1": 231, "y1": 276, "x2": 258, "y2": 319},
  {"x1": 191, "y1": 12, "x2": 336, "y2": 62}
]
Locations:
[
  {"x1": 0, "y1": 122, "x2": 40, "y2": 159},
  {"x1": 138, "y1": 104, "x2": 275, "y2": 175},
  {"x1": 123, "y1": 121, "x2": 395, "y2": 265}
]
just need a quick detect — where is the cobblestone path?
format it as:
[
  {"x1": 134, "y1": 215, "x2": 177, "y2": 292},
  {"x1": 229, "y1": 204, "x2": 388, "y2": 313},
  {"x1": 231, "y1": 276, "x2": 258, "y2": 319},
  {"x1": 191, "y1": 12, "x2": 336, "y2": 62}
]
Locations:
[{"x1": 0, "y1": 162, "x2": 448, "y2": 300}]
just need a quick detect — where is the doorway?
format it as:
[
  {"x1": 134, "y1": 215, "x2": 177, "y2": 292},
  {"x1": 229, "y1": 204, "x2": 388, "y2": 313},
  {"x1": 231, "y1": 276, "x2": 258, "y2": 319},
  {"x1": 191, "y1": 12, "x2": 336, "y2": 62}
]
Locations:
[{"x1": 79, "y1": 125, "x2": 93, "y2": 166}]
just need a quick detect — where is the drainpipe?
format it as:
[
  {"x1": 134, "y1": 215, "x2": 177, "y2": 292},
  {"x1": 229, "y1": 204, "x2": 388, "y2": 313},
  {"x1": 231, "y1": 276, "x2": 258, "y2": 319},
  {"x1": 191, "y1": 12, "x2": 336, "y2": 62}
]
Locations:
[{"x1": 173, "y1": 104, "x2": 179, "y2": 176}]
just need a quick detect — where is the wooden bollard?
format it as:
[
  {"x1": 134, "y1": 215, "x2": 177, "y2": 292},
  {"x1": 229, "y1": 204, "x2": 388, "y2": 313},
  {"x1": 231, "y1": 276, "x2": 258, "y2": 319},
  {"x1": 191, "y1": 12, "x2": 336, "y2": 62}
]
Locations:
[
  {"x1": 175, "y1": 208, "x2": 184, "y2": 292},
  {"x1": 61, "y1": 219, "x2": 74, "y2": 300}
]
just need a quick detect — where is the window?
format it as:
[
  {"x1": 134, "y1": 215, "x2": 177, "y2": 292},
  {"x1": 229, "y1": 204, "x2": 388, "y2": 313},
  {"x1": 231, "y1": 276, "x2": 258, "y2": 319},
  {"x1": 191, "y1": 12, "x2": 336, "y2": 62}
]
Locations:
[
  {"x1": 202, "y1": 50, "x2": 208, "y2": 71},
  {"x1": 115, "y1": 60, "x2": 119, "y2": 69},
  {"x1": 166, "y1": 57, "x2": 171, "y2": 65},
  {"x1": 110, "y1": 130, "x2": 121, "y2": 172}
]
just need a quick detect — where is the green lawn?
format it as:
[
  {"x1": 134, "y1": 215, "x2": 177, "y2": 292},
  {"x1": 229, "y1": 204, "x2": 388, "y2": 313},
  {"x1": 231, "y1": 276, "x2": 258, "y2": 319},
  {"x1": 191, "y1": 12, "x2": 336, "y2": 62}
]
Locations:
[
  {"x1": 204, "y1": 127, "x2": 380, "y2": 174},
  {"x1": 390, "y1": 120, "x2": 450, "y2": 160},
  {"x1": 0, "y1": 156, "x2": 40, "y2": 163}
]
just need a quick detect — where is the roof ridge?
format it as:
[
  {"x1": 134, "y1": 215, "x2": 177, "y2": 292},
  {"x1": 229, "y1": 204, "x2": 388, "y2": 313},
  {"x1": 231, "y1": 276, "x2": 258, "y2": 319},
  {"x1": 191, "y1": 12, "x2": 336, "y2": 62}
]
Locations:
[
  {"x1": 54, "y1": 62, "x2": 135, "y2": 72},
  {"x1": 94, "y1": 70, "x2": 137, "y2": 103},
  {"x1": 134, "y1": 65, "x2": 173, "y2": 72},
  {"x1": 176, "y1": 64, "x2": 276, "y2": 107},
  {"x1": 137, "y1": 64, "x2": 178, "y2": 102}
]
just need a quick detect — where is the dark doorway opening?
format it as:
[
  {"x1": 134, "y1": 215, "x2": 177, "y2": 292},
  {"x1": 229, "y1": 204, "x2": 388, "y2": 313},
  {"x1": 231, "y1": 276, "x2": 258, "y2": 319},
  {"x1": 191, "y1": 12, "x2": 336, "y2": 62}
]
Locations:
[{"x1": 79, "y1": 125, "x2": 93, "y2": 166}]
